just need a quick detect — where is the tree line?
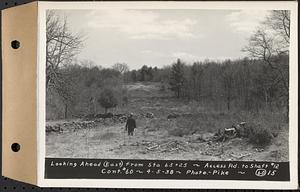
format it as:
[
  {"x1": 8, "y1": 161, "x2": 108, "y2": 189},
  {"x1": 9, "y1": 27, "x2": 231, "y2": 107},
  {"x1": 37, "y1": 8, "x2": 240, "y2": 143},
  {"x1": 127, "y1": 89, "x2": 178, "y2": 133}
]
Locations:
[{"x1": 124, "y1": 56, "x2": 288, "y2": 112}]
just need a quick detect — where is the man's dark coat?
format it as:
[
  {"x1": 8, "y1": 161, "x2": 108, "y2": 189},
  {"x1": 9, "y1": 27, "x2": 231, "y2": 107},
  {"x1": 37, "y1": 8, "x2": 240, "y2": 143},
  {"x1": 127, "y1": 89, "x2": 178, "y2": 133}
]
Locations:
[{"x1": 125, "y1": 117, "x2": 136, "y2": 133}]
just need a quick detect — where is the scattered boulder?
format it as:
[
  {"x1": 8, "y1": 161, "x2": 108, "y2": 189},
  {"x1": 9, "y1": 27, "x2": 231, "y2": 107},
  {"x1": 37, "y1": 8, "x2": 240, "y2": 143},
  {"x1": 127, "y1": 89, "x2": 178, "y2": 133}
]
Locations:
[
  {"x1": 139, "y1": 112, "x2": 155, "y2": 119},
  {"x1": 145, "y1": 112, "x2": 154, "y2": 118},
  {"x1": 215, "y1": 122, "x2": 247, "y2": 141},
  {"x1": 112, "y1": 114, "x2": 128, "y2": 123}
]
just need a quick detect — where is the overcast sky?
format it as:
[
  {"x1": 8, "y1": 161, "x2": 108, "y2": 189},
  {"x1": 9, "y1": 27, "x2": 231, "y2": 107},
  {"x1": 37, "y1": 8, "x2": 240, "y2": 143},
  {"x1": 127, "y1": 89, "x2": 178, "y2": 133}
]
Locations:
[{"x1": 52, "y1": 9, "x2": 269, "y2": 70}]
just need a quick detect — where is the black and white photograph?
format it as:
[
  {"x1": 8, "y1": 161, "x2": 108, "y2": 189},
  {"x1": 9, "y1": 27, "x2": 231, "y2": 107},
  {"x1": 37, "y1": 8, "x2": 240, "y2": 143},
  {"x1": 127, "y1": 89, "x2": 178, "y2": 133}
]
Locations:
[{"x1": 45, "y1": 7, "x2": 291, "y2": 163}]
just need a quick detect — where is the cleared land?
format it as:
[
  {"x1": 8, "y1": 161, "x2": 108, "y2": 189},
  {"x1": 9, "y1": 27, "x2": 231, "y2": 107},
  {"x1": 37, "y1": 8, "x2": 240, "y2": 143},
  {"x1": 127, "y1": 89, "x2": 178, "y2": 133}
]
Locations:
[{"x1": 46, "y1": 82, "x2": 288, "y2": 161}]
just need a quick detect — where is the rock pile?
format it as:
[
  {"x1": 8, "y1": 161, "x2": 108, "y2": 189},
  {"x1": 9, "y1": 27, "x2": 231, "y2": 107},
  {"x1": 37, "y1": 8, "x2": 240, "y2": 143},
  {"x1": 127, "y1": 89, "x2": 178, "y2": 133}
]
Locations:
[
  {"x1": 46, "y1": 120, "x2": 96, "y2": 133},
  {"x1": 85, "y1": 113, "x2": 128, "y2": 124}
]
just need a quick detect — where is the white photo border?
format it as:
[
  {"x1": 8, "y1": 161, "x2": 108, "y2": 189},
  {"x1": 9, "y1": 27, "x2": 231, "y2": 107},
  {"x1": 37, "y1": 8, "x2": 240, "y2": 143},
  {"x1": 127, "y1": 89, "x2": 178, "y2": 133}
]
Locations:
[{"x1": 37, "y1": 1, "x2": 298, "y2": 189}]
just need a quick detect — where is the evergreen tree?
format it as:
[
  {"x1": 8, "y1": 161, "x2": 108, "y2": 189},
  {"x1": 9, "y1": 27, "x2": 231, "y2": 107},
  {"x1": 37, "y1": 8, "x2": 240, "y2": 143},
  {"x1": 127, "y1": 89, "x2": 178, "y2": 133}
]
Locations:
[
  {"x1": 169, "y1": 59, "x2": 185, "y2": 98},
  {"x1": 140, "y1": 65, "x2": 148, "y2": 81}
]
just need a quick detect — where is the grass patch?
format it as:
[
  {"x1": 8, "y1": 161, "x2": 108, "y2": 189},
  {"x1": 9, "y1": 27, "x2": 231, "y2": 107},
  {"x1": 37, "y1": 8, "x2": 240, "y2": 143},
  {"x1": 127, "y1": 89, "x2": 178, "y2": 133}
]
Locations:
[
  {"x1": 99, "y1": 132, "x2": 117, "y2": 140},
  {"x1": 168, "y1": 128, "x2": 190, "y2": 137}
]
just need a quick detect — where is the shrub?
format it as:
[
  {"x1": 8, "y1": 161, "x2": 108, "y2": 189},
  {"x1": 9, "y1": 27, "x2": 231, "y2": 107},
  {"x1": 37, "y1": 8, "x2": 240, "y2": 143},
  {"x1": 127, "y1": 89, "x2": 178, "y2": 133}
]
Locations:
[
  {"x1": 98, "y1": 88, "x2": 118, "y2": 113},
  {"x1": 247, "y1": 123, "x2": 273, "y2": 147}
]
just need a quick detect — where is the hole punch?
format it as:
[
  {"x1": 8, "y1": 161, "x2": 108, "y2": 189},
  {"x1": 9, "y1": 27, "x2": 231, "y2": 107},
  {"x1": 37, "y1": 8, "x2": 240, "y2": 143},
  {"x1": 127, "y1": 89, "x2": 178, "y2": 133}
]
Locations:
[
  {"x1": 11, "y1": 143, "x2": 20, "y2": 152},
  {"x1": 11, "y1": 40, "x2": 20, "y2": 49}
]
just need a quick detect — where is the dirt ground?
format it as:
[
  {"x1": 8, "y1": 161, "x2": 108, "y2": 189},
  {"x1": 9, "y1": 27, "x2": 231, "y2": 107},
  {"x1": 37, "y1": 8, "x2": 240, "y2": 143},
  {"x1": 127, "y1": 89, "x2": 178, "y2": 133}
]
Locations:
[
  {"x1": 46, "y1": 82, "x2": 289, "y2": 161},
  {"x1": 46, "y1": 122, "x2": 288, "y2": 161}
]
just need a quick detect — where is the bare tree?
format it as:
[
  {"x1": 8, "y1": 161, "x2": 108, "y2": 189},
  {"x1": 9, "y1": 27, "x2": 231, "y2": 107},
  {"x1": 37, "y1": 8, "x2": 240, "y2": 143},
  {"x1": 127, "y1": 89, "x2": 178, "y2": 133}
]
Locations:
[
  {"x1": 112, "y1": 63, "x2": 129, "y2": 74},
  {"x1": 221, "y1": 61, "x2": 235, "y2": 111},
  {"x1": 80, "y1": 59, "x2": 100, "y2": 69},
  {"x1": 46, "y1": 11, "x2": 84, "y2": 90},
  {"x1": 191, "y1": 62, "x2": 203, "y2": 100},
  {"x1": 243, "y1": 10, "x2": 290, "y2": 120},
  {"x1": 264, "y1": 10, "x2": 290, "y2": 44},
  {"x1": 243, "y1": 10, "x2": 289, "y2": 79}
]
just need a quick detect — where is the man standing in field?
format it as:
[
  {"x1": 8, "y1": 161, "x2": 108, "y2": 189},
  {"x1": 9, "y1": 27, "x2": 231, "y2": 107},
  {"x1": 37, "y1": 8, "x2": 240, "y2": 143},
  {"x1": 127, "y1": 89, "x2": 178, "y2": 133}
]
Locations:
[{"x1": 125, "y1": 113, "x2": 136, "y2": 136}]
